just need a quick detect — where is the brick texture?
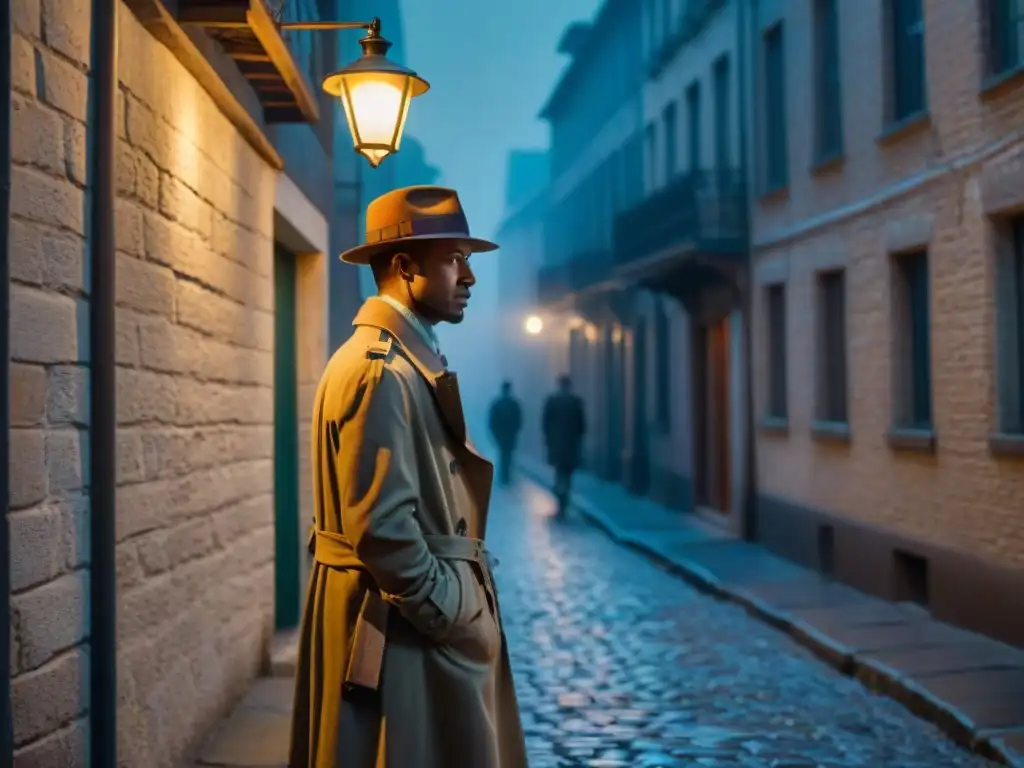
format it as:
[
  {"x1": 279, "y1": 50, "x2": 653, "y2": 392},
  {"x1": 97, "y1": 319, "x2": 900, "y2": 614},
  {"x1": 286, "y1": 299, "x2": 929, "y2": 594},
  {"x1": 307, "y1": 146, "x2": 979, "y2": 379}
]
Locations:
[
  {"x1": 9, "y1": 2, "x2": 278, "y2": 765},
  {"x1": 750, "y1": 0, "x2": 1024, "y2": 566}
]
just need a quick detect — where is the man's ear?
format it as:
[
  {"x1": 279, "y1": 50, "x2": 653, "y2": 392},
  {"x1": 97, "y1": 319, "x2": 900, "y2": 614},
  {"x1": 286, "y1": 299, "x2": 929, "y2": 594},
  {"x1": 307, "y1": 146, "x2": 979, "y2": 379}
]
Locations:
[{"x1": 394, "y1": 252, "x2": 417, "y2": 282}]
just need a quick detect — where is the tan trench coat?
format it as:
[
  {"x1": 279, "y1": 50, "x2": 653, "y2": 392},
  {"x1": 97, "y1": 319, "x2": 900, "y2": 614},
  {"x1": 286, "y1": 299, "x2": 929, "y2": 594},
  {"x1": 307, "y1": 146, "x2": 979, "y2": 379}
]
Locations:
[{"x1": 288, "y1": 297, "x2": 527, "y2": 768}]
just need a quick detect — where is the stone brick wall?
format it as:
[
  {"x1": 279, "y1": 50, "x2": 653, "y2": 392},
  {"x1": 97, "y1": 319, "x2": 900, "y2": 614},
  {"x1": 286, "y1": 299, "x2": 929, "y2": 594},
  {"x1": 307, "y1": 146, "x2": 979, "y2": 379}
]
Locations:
[
  {"x1": 750, "y1": 0, "x2": 1024, "y2": 566},
  {"x1": 9, "y1": 1, "x2": 278, "y2": 764}
]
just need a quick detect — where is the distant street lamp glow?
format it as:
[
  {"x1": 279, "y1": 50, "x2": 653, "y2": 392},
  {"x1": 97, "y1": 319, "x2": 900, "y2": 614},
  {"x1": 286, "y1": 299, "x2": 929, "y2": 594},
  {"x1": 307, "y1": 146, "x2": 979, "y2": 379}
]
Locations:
[{"x1": 524, "y1": 315, "x2": 544, "y2": 335}]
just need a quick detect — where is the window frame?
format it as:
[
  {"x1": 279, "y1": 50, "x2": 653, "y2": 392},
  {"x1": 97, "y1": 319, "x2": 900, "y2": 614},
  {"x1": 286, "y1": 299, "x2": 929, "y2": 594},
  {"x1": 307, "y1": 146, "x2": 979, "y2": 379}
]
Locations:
[
  {"x1": 892, "y1": 250, "x2": 932, "y2": 430},
  {"x1": 765, "y1": 282, "x2": 788, "y2": 421},
  {"x1": 762, "y1": 22, "x2": 788, "y2": 192},
  {"x1": 886, "y1": 0, "x2": 927, "y2": 124},
  {"x1": 816, "y1": 269, "x2": 849, "y2": 424},
  {"x1": 812, "y1": 0, "x2": 843, "y2": 161}
]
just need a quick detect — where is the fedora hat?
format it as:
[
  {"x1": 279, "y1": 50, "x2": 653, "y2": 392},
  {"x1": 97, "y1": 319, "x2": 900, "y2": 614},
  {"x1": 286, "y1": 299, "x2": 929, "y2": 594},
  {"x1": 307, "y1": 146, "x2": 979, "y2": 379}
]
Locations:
[{"x1": 340, "y1": 185, "x2": 499, "y2": 265}]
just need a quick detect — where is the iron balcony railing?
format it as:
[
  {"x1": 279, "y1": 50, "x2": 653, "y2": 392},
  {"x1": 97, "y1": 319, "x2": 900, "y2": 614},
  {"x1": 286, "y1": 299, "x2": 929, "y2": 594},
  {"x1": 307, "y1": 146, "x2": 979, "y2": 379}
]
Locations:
[
  {"x1": 612, "y1": 169, "x2": 747, "y2": 268},
  {"x1": 536, "y1": 251, "x2": 614, "y2": 307}
]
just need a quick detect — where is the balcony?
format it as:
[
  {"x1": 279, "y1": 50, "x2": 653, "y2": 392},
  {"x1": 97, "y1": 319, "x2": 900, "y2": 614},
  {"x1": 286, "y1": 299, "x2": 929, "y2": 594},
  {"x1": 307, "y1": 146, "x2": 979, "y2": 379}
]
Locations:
[
  {"x1": 536, "y1": 251, "x2": 614, "y2": 307},
  {"x1": 613, "y1": 169, "x2": 747, "y2": 271},
  {"x1": 647, "y1": 0, "x2": 727, "y2": 79}
]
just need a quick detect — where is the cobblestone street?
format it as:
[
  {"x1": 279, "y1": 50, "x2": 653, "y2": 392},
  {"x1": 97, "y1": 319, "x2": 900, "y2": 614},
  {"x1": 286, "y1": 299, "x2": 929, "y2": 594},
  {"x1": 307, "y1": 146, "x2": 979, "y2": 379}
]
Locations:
[{"x1": 491, "y1": 480, "x2": 994, "y2": 768}]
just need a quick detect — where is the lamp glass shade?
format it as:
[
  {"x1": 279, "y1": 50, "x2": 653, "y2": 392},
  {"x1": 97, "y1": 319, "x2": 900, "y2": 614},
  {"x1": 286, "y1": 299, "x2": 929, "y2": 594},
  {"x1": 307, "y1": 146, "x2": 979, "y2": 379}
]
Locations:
[{"x1": 336, "y1": 71, "x2": 414, "y2": 168}]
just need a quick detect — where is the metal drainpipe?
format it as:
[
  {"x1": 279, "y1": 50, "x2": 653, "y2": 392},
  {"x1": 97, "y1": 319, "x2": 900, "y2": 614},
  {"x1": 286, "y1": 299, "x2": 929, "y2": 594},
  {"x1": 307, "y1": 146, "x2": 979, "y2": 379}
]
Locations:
[
  {"x1": 89, "y1": 0, "x2": 118, "y2": 764},
  {"x1": 1, "y1": 0, "x2": 14, "y2": 762},
  {"x1": 737, "y1": 0, "x2": 758, "y2": 542}
]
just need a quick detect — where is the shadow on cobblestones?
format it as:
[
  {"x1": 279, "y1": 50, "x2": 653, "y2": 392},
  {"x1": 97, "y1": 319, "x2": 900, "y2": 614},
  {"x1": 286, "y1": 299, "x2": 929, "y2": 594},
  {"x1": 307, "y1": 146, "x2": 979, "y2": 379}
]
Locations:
[{"x1": 490, "y1": 480, "x2": 997, "y2": 768}]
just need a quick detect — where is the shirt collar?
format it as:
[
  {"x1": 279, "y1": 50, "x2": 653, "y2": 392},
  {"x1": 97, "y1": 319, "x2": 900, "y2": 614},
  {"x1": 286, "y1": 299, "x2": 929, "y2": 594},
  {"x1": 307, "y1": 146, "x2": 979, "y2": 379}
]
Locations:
[{"x1": 378, "y1": 294, "x2": 441, "y2": 355}]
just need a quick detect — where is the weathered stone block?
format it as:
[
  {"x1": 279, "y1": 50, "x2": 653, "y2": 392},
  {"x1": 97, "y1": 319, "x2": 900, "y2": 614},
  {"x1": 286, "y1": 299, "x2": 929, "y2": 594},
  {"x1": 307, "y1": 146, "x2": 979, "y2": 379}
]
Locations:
[
  {"x1": 41, "y1": 0, "x2": 91, "y2": 65},
  {"x1": 116, "y1": 198, "x2": 145, "y2": 257},
  {"x1": 11, "y1": 165, "x2": 85, "y2": 236},
  {"x1": 11, "y1": 220, "x2": 85, "y2": 293},
  {"x1": 10, "y1": 429, "x2": 46, "y2": 509},
  {"x1": 13, "y1": 570, "x2": 89, "y2": 670},
  {"x1": 116, "y1": 252, "x2": 175, "y2": 316},
  {"x1": 12, "y1": 363, "x2": 46, "y2": 426},
  {"x1": 46, "y1": 429, "x2": 85, "y2": 495},
  {"x1": 176, "y1": 379, "x2": 272, "y2": 426},
  {"x1": 12, "y1": 96, "x2": 65, "y2": 176},
  {"x1": 36, "y1": 46, "x2": 88, "y2": 122},
  {"x1": 11, "y1": 647, "x2": 87, "y2": 746},
  {"x1": 11, "y1": 285, "x2": 78, "y2": 364},
  {"x1": 117, "y1": 429, "x2": 146, "y2": 484},
  {"x1": 64, "y1": 117, "x2": 87, "y2": 186},
  {"x1": 12, "y1": 0, "x2": 40, "y2": 38},
  {"x1": 11, "y1": 35, "x2": 35, "y2": 96},
  {"x1": 116, "y1": 367, "x2": 177, "y2": 425},
  {"x1": 9, "y1": 506, "x2": 64, "y2": 592},
  {"x1": 116, "y1": 310, "x2": 141, "y2": 367},
  {"x1": 13, "y1": 717, "x2": 87, "y2": 768},
  {"x1": 47, "y1": 365, "x2": 88, "y2": 426}
]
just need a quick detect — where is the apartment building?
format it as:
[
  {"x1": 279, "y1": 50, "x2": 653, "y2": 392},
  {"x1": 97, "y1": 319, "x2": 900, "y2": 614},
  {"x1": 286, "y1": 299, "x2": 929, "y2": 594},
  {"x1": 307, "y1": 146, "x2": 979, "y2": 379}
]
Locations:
[
  {"x1": 534, "y1": 0, "x2": 645, "y2": 480},
  {"x1": 623, "y1": 0, "x2": 751, "y2": 527},
  {"x1": 4, "y1": 0, "x2": 369, "y2": 763},
  {"x1": 748, "y1": 0, "x2": 1024, "y2": 647}
]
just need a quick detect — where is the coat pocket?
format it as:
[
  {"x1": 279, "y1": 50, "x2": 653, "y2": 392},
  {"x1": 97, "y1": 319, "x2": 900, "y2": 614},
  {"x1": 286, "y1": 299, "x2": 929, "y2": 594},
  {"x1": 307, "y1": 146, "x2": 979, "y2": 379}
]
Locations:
[{"x1": 444, "y1": 559, "x2": 501, "y2": 665}]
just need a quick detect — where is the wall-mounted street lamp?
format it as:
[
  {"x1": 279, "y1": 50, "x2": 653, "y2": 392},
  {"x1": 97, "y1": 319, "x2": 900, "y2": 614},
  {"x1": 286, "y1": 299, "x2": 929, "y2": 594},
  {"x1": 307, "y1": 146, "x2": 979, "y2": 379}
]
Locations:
[
  {"x1": 524, "y1": 314, "x2": 544, "y2": 335},
  {"x1": 282, "y1": 17, "x2": 429, "y2": 168}
]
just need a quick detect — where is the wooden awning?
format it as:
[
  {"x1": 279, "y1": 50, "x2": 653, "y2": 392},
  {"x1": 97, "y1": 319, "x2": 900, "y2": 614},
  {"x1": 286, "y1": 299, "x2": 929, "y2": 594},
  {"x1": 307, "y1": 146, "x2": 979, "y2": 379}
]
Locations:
[{"x1": 175, "y1": 0, "x2": 320, "y2": 124}]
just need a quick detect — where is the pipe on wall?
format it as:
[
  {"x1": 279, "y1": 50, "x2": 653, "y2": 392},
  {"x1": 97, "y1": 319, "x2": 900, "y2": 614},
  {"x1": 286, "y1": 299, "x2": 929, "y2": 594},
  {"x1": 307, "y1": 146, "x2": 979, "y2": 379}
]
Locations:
[
  {"x1": 88, "y1": 0, "x2": 119, "y2": 764},
  {"x1": 1, "y1": 0, "x2": 14, "y2": 763}
]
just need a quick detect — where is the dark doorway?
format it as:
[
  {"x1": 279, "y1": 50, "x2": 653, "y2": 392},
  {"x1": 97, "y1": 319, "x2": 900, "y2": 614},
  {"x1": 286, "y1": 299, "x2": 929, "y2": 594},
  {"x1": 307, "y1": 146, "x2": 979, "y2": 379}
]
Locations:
[
  {"x1": 692, "y1": 317, "x2": 731, "y2": 514},
  {"x1": 273, "y1": 244, "x2": 301, "y2": 630},
  {"x1": 628, "y1": 320, "x2": 650, "y2": 494}
]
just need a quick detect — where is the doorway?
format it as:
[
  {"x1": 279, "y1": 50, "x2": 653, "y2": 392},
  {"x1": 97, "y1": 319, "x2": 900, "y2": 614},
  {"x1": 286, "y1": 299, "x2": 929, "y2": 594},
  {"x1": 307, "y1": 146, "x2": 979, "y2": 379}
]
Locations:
[
  {"x1": 692, "y1": 317, "x2": 731, "y2": 515},
  {"x1": 273, "y1": 244, "x2": 301, "y2": 630},
  {"x1": 628, "y1": 320, "x2": 650, "y2": 494}
]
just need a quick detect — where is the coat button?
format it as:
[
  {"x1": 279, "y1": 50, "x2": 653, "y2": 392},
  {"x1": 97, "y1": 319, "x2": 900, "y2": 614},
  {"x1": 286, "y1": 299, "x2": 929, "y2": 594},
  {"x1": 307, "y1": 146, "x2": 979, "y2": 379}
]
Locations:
[
  {"x1": 449, "y1": 459, "x2": 458, "y2": 474},
  {"x1": 455, "y1": 518, "x2": 467, "y2": 536}
]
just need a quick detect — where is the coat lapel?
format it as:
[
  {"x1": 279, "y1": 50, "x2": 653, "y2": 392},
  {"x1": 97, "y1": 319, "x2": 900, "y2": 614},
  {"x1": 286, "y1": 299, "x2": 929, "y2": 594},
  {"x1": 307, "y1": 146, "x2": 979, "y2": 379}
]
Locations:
[{"x1": 352, "y1": 298, "x2": 482, "y2": 462}]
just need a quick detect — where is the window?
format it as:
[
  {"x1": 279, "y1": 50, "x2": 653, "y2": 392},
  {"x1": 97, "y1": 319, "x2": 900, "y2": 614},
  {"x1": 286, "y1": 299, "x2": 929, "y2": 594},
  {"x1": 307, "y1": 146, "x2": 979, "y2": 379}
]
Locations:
[
  {"x1": 893, "y1": 250, "x2": 932, "y2": 429},
  {"x1": 663, "y1": 102, "x2": 678, "y2": 179},
  {"x1": 812, "y1": 0, "x2": 843, "y2": 160},
  {"x1": 655, "y1": 300, "x2": 672, "y2": 429},
  {"x1": 645, "y1": 122, "x2": 657, "y2": 190},
  {"x1": 763, "y1": 23, "x2": 788, "y2": 190},
  {"x1": 988, "y1": 0, "x2": 1024, "y2": 76},
  {"x1": 995, "y1": 217, "x2": 1024, "y2": 433},
  {"x1": 766, "y1": 283, "x2": 788, "y2": 419},
  {"x1": 887, "y1": 0, "x2": 926, "y2": 122},
  {"x1": 712, "y1": 55, "x2": 731, "y2": 169},
  {"x1": 686, "y1": 80, "x2": 702, "y2": 172},
  {"x1": 817, "y1": 270, "x2": 848, "y2": 423}
]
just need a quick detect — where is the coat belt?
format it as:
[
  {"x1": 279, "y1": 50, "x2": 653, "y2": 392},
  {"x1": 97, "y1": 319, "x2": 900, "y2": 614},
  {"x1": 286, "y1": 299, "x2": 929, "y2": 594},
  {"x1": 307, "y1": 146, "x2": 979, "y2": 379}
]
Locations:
[{"x1": 306, "y1": 527, "x2": 497, "y2": 698}]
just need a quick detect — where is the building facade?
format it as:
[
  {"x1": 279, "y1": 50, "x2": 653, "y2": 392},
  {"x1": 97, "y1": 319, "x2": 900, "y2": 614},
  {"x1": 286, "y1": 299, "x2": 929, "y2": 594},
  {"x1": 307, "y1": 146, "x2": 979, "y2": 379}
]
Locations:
[
  {"x1": 496, "y1": 150, "x2": 549, "y2": 458},
  {"x1": 532, "y1": 0, "x2": 750, "y2": 531},
  {"x1": 534, "y1": 0, "x2": 645, "y2": 481},
  {"x1": 748, "y1": 0, "x2": 1024, "y2": 647},
  {"x1": 4, "y1": 0, "x2": 371, "y2": 763},
  {"x1": 623, "y1": 0, "x2": 750, "y2": 527}
]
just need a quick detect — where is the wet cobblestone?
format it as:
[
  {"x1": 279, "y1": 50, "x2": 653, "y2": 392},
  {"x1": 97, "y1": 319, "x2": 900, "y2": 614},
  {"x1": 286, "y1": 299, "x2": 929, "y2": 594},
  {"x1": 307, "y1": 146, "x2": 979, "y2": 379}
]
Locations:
[{"x1": 489, "y1": 481, "x2": 995, "y2": 768}]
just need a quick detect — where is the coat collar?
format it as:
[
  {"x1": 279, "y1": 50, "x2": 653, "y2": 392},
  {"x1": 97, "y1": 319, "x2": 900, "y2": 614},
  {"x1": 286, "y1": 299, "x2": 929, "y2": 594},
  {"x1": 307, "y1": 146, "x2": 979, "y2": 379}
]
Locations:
[
  {"x1": 352, "y1": 297, "x2": 467, "y2": 443},
  {"x1": 353, "y1": 297, "x2": 446, "y2": 379}
]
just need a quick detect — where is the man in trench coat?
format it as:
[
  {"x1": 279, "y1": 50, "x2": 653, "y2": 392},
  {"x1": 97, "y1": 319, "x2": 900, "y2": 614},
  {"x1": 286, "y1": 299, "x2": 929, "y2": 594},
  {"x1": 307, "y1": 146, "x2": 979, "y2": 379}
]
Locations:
[{"x1": 288, "y1": 186, "x2": 527, "y2": 768}]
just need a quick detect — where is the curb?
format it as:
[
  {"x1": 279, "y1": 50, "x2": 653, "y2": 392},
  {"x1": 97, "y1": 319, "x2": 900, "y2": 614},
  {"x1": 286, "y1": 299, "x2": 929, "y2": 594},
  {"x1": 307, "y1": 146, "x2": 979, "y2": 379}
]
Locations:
[{"x1": 518, "y1": 463, "x2": 1022, "y2": 767}]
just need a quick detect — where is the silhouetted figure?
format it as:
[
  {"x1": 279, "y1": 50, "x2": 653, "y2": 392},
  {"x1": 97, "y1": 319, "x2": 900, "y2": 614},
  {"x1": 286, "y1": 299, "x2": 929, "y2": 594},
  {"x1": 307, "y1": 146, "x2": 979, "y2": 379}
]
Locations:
[
  {"x1": 488, "y1": 380, "x2": 523, "y2": 486},
  {"x1": 542, "y1": 375, "x2": 586, "y2": 515}
]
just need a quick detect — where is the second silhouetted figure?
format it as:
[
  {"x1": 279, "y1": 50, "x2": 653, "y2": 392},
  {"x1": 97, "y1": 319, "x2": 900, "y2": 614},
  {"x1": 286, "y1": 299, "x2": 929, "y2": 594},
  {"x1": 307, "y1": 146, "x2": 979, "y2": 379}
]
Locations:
[{"x1": 542, "y1": 375, "x2": 586, "y2": 516}]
